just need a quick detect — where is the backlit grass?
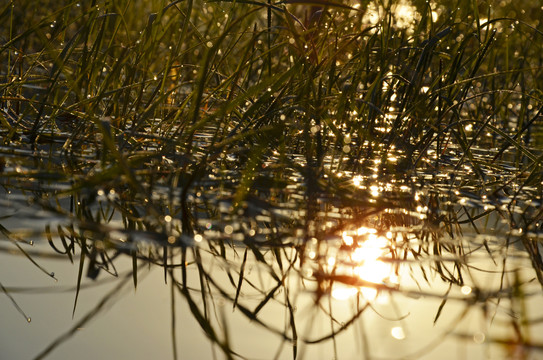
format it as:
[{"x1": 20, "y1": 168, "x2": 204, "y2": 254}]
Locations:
[{"x1": 2, "y1": 1, "x2": 543, "y2": 359}]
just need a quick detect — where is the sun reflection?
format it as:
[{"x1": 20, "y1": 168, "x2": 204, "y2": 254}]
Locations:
[
  {"x1": 360, "y1": 287, "x2": 378, "y2": 301},
  {"x1": 330, "y1": 227, "x2": 397, "y2": 301},
  {"x1": 360, "y1": 0, "x2": 428, "y2": 35},
  {"x1": 393, "y1": 1, "x2": 418, "y2": 29},
  {"x1": 342, "y1": 232, "x2": 354, "y2": 246},
  {"x1": 353, "y1": 175, "x2": 363, "y2": 187},
  {"x1": 331, "y1": 286, "x2": 359, "y2": 301},
  {"x1": 354, "y1": 259, "x2": 390, "y2": 283}
]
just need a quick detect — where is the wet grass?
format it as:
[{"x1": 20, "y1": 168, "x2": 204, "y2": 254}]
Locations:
[{"x1": 2, "y1": 0, "x2": 543, "y2": 359}]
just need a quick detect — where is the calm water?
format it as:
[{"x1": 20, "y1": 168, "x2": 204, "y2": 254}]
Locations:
[
  {"x1": 1, "y1": 227, "x2": 542, "y2": 359},
  {"x1": 1, "y1": 145, "x2": 543, "y2": 360}
]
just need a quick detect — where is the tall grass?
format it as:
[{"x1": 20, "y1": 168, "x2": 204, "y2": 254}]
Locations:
[{"x1": 2, "y1": 0, "x2": 543, "y2": 358}]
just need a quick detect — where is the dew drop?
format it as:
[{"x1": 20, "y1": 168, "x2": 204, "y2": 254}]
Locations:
[
  {"x1": 391, "y1": 326, "x2": 405, "y2": 340},
  {"x1": 473, "y1": 332, "x2": 485, "y2": 344},
  {"x1": 27, "y1": 317, "x2": 31, "y2": 323},
  {"x1": 461, "y1": 285, "x2": 472, "y2": 295}
]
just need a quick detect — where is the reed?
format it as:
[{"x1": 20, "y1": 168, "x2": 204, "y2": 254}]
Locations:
[{"x1": 2, "y1": 0, "x2": 543, "y2": 359}]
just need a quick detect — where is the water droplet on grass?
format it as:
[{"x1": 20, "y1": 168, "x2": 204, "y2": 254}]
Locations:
[{"x1": 391, "y1": 326, "x2": 405, "y2": 340}]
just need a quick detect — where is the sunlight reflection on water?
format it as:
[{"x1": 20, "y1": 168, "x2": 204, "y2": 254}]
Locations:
[{"x1": 330, "y1": 227, "x2": 396, "y2": 302}]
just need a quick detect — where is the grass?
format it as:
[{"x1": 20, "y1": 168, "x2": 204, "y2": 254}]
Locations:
[{"x1": 2, "y1": 0, "x2": 543, "y2": 359}]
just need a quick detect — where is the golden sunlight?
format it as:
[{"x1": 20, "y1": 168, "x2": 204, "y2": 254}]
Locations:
[
  {"x1": 359, "y1": 0, "x2": 428, "y2": 34},
  {"x1": 331, "y1": 227, "x2": 396, "y2": 301}
]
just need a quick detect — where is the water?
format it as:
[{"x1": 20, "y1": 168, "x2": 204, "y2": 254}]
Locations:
[
  {"x1": 1, "y1": 141, "x2": 543, "y2": 359},
  {"x1": 2, "y1": 230, "x2": 542, "y2": 359}
]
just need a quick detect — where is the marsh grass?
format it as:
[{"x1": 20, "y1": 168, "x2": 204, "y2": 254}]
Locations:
[{"x1": 2, "y1": 0, "x2": 543, "y2": 359}]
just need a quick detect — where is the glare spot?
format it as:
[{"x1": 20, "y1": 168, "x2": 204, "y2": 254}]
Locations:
[
  {"x1": 194, "y1": 234, "x2": 203, "y2": 243},
  {"x1": 388, "y1": 274, "x2": 400, "y2": 284},
  {"x1": 461, "y1": 286, "x2": 472, "y2": 295},
  {"x1": 391, "y1": 326, "x2": 406, "y2": 340},
  {"x1": 360, "y1": 287, "x2": 378, "y2": 300},
  {"x1": 224, "y1": 225, "x2": 234, "y2": 234},
  {"x1": 353, "y1": 175, "x2": 363, "y2": 187},
  {"x1": 359, "y1": 227, "x2": 375, "y2": 235},
  {"x1": 332, "y1": 286, "x2": 358, "y2": 300},
  {"x1": 395, "y1": 2, "x2": 417, "y2": 28},
  {"x1": 355, "y1": 260, "x2": 390, "y2": 283},
  {"x1": 164, "y1": 215, "x2": 172, "y2": 223},
  {"x1": 342, "y1": 232, "x2": 354, "y2": 246}
]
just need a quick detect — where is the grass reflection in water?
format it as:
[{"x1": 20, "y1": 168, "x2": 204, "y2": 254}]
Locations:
[{"x1": 1, "y1": 0, "x2": 543, "y2": 359}]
